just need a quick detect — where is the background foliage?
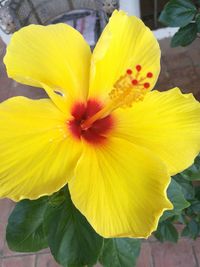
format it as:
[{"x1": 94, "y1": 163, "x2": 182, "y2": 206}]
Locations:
[{"x1": 159, "y1": 0, "x2": 200, "y2": 47}]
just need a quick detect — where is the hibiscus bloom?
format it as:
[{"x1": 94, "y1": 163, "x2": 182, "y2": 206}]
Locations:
[{"x1": 1, "y1": 10, "x2": 200, "y2": 238}]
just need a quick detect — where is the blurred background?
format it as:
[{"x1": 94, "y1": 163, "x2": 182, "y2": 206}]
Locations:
[{"x1": 0, "y1": 1, "x2": 200, "y2": 267}]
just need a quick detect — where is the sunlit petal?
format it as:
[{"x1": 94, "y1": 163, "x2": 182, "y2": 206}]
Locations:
[
  {"x1": 4, "y1": 24, "x2": 91, "y2": 112},
  {"x1": 113, "y1": 88, "x2": 200, "y2": 175},
  {"x1": 89, "y1": 10, "x2": 160, "y2": 101},
  {"x1": 0, "y1": 97, "x2": 82, "y2": 201},
  {"x1": 69, "y1": 137, "x2": 172, "y2": 238}
]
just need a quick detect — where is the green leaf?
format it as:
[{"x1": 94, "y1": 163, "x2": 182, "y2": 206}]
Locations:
[
  {"x1": 160, "y1": 179, "x2": 190, "y2": 222},
  {"x1": 6, "y1": 196, "x2": 48, "y2": 252},
  {"x1": 44, "y1": 187, "x2": 103, "y2": 267},
  {"x1": 48, "y1": 188, "x2": 66, "y2": 207},
  {"x1": 182, "y1": 165, "x2": 200, "y2": 181},
  {"x1": 159, "y1": 0, "x2": 197, "y2": 27},
  {"x1": 196, "y1": 14, "x2": 200, "y2": 32},
  {"x1": 171, "y1": 23, "x2": 198, "y2": 47},
  {"x1": 154, "y1": 221, "x2": 179, "y2": 243},
  {"x1": 177, "y1": 214, "x2": 187, "y2": 224},
  {"x1": 100, "y1": 238, "x2": 141, "y2": 267},
  {"x1": 181, "y1": 225, "x2": 190, "y2": 237},
  {"x1": 188, "y1": 199, "x2": 200, "y2": 213},
  {"x1": 182, "y1": 219, "x2": 200, "y2": 239},
  {"x1": 174, "y1": 174, "x2": 195, "y2": 199},
  {"x1": 195, "y1": 186, "x2": 200, "y2": 201},
  {"x1": 181, "y1": 154, "x2": 200, "y2": 181}
]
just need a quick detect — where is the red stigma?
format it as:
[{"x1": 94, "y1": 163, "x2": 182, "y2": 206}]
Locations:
[
  {"x1": 68, "y1": 100, "x2": 114, "y2": 145},
  {"x1": 132, "y1": 79, "x2": 138, "y2": 85},
  {"x1": 147, "y1": 72, "x2": 153, "y2": 78},
  {"x1": 136, "y1": 65, "x2": 142, "y2": 72},
  {"x1": 144, "y1": 82, "x2": 150, "y2": 89},
  {"x1": 126, "y1": 69, "x2": 132, "y2": 75}
]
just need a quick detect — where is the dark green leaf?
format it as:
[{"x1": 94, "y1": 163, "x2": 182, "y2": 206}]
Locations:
[
  {"x1": 6, "y1": 196, "x2": 48, "y2": 252},
  {"x1": 160, "y1": 179, "x2": 189, "y2": 222},
  {"x1": 174, "y1": 174, "x2": 195, "y2": 199},
  {"x1": 195, "y1": 186, "x2": 200, "y2": 201},
  {"x1": 48, "y1": 188, "x2": 66, "y2": 207},
  {"x1": 189, "y1": 199, "x2": 200, "y2": 213},
  {"x1": 181, "y1": 225, "x2": 190, "y2": 237},
  {"x1": 44, "y1": 187, "x2": 103, "y2": 267},
  {"x1": 182, "y1": 219, "x2": 200, "y2": 239},
  {"x1": 181, "y1": 154, "x2": 200, "y2": 181},
  {"x1": 159, "y1": 0, "x2": 197, "y2": 27},
  {"x1": 196, "y1": 14, "x2": 200, "y2": 32},
  {"x1": 100, "y1": 238, "x2": 141, "y2": 267},
  {"x1": 182, "y1": 165, "x2": 200, "y2": 181},
  {"x1": 177, "y1": 214, "x2": 188, "y2": 224},
  {"x1": 154, "y1": 221, "x2": 179, "y2": 243},
  {"x1": 171, "y1": 23, "x2": 198, "y2": 47}
]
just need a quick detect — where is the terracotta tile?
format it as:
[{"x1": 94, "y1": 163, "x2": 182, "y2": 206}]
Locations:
[
  {"x1": 155, "y1": 79, "x2": 174, "y2": 92},
  {"x1": 0, "y1": 199, "x2": 15, "y2": 224},
  {"x1": 3, "y1": 244, "x2": 44, "y2": 259},
  {"x1": 188, "y1": 38, "x2": 200, "y2": 50},
  {"x1": 2, "y1": 255, "x2": 36, "y2": 267},
  {"x1": 36, "y1": 253, "x2": 60, "y2": 267},
  {"x1": 38, "y1": 248, "x2": 51, "y2": 254},
  {"x1": 151, "y1": 239, "x2": 197, "y2": 267},
  {"x1": 8, "y1": 84, "x2": 47, "y2": 100},
  {"x1": 147, "y1": 235, "x2": 157, "y2": 242},
  {"x1": 0, "y1": 46, "x2": 5, "y2": 58},
  {"x1": 0, "y1": 223, "x2": 5, "y2": 256},
  {"x1": 159, "y1": 38, "x2": 187, "y2": 56},
  {"x1": 36, "y1": 253, "x2": 102, "y2": 267},
  {"x1": 0, "y1": 63, "x2": 17, "y2": 102},
  {"x1": 159, "y1": 55, "x2": 169, "y2": 79},
  {"x1": 165, "y1": 52, "x2": 193, "y2": 71},
  {"x1": 0, "y1": 39, "x2": 5, "y2": 57},
  {"x1": 175, "y1": 224, "x2": 185, "y2": 234},
  {"x1": 188, "y1": 45, "x2": 200, "y2": 67},
  {"x1": 192, "y1": 238, "x2": 200, "y2": 266},
  {"x1": 194, "y1": 65, "x2": 200, "y2": 79},
  {"x1": 195, "y1": 92, "x2": 200, "y2": 102},
  {"x1": 169, "y1": 65, "x2": 199, "y2": 94},
  {"x1": 2, "y1": 242, "x2": 25, "y2": 257},
  {"x1": 137, "y1": 242, "x2": 153, "y2": 267}
]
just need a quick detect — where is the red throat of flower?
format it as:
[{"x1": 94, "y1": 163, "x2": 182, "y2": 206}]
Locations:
[
  {"x1": 68, "y1": 65, "x2": 153, "y2": 145},
  {"x1": 68, "y1": 100, "x2": 114, "y2": 145}
]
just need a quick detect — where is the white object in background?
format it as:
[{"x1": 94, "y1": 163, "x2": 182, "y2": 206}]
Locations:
[
  {"x1": 120, "y1": 0, "x2": 141, "y2": 17},
  {"x1": 153, "y1": 27, "x2": 179, "y2": 40},
  {"x1": 0, "y1": 28, "x2": 11, "y2": 45}
]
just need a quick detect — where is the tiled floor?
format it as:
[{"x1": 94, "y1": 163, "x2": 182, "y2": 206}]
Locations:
[{"x1": 0, "y1": 36, "x2": 200, "y2": 267}]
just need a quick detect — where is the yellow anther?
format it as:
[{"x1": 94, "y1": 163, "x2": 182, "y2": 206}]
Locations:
[
  {"x1": 81, "y1": 66, "x2": 153, "y2": 129},
  {"x1": 108, "y1": 66, "x2": 152, "y2": 110}
]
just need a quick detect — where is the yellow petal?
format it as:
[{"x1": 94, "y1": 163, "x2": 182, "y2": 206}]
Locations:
[
  {"x1": 69, "y1": 137, "x2": 172, "y2": 238},
  {"x1": 4, "y1": 24, "x2": 91, "y2": 112},
  {"x1": 89, "y1": 10, "x2": 160, "y2": 100},
  {"x1": 0, "y1": 97, "x2": 82, "y2": 201},
  {"x1": 113, "y1": 88, "x2": 200, "y2": 175}
]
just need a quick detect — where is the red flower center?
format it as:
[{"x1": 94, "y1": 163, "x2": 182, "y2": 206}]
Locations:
[{"x1": 68, "y1": 99, "x2": 114, "y2": 144}]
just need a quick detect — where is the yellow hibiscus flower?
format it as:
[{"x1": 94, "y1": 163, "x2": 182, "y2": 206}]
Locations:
[{"x1": 1, "y1": 10, "x2": 200, "y2": 239}]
